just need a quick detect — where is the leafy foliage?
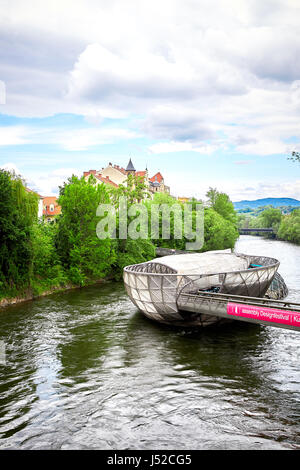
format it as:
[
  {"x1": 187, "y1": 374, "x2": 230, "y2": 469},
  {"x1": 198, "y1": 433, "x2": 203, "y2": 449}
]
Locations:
[
  {"x1": 56, "y1": 175, "x2": 116, "y2": 285},
  {"x1": 202, "y1": 208, "x2": 238, "y2": 251},
  {"x1": 237, "y1": 205, "x2": 300, "y2": 245},
  {"x1": 0, "y1": 169, "x2": 241, "y2": 301},
  {"x1": 109, "y1": 173, "x2": 151, "y2": 205},
  {"x1": 145, "y1": 191, "x2": 239, "y2": 251},
  {"x1": 0, "y1": 170, "x2": 38, "y2": 295},
  {"x1": 277, "y1": 209, "x2": 300, "y2": 244},
  {"x1": 31, "y1": 222, "x2": 68, "y2": 294}
]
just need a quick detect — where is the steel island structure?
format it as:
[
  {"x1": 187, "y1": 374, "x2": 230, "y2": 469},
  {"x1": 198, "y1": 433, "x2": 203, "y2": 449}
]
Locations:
[{"x1": 123, "y1": 250, "x2": 300, "y2": 331}]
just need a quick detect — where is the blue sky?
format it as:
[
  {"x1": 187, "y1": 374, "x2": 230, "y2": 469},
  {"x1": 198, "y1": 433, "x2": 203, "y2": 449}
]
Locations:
[{"x1": 0, "y1": 0, "x2": 300, "y2": 200}]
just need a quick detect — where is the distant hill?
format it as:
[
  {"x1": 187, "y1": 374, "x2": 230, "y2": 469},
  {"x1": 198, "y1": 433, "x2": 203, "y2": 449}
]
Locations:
[{"x1": 233, "y1": 197, "x2": 300, "y2": 210}]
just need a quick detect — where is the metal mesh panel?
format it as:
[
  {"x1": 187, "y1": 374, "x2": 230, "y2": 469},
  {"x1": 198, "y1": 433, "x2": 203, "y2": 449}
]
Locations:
[
  {"x1": 265, "y1": 271, "x2": 288, "y2": 300},
  {"x1": 123, "y1": 266, "x2": 182, "y2": 322},
  {"x1": 123, "y1": 253, "x2": 282, "y2": 325}
]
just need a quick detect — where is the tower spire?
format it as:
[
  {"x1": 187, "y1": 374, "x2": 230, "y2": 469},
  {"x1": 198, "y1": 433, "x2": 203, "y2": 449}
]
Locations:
[{"x1": 126, "y1": 157, "x2": 136, "y2": 172}]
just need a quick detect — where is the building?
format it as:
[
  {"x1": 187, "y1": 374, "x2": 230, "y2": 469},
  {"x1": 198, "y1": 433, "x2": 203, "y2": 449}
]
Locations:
[
  {"x1": 25, "y1": 187, "x2": 44, "y2": 218},
  {"x1": 177, "y1": 196, "x2": 191, "y2": 204},
  {"x1": 24, "y1": 187, "x2": 62, "y2": 222},
  {"x1": 149, "y1": 172, "x2": 170, "y2": 194},
  {"x1": 43, "y1": 196, "x2": 61, "y2": 222},
  {"x1": 83, "y1": 159, "x2": 170, "y2": 196}
]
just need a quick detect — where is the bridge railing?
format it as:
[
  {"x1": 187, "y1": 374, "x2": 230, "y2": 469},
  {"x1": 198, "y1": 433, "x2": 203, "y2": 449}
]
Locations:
[{"x1": 239, "y1": 228, "x2": 274, "y2": 233}]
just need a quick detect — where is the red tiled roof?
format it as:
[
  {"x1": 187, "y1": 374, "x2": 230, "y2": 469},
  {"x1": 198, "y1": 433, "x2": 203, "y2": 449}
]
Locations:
[
  {"x1": 43, "y1": 197, "x2": 61, "y2": 216},
  {"x1": 136, "y1": 171, "x2": 147, "y2": 181},
  {"x1": 149, "y1": 172, "x2": 163, "y2": 183},
  {"x1": 113, "y1": 164, "x2": 127, "y2": 175},
  {"x1": 84, "y1": 169, "x2": 120, "y2": 188},
  {"x1": 95, "y1": 174, "x2": 119, "y2": 188},
  {"x1": 83, "y1": 170, "x2": 97, "y2": 177}
]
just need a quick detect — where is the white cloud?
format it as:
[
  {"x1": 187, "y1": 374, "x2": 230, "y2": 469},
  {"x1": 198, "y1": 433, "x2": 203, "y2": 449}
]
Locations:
[
  {"x1": 48, "y1": 127, "x2": 138, "y2": 151},
  {"x1": 1, "y1": 162, "x2": 22, "y2": 175},
  {"x1": 25, "y1": 167, "x2": 83, "y2": 196},
  {"x1": 0, "y1": 0, "x2": 300, "y2": 197},
  {"x1": 148, "y1": 141, "x2": 220, "y2": 155},
  {"x1": 227, "y1": 180, "x2": 300, "y2": 202},
  {"x1": 0, "y1": 126, "x2": 32, "y2": 146},
  {"x1": 1, "y1": 161, "x2": 80, "y2": 195},
  {"x1": 169, "y1": 175, "x2": 300, "y2": 202},
  {"x1": 0, "y1": 80, "x2": 5, "y2": 104},
  {"x1": 0, "y1": 124, "x2": 138, "y2": 150}
]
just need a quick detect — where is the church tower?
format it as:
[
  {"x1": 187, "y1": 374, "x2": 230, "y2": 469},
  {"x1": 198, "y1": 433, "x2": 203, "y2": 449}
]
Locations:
[{"x1": 126, "y1": 158, "x2": 136, "y2": 176}]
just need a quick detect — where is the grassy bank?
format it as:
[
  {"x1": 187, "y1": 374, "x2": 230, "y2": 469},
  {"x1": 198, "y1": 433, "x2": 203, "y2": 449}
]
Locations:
[{"x1": 0, "y1": 276, "x2": 115, "y2": 308}]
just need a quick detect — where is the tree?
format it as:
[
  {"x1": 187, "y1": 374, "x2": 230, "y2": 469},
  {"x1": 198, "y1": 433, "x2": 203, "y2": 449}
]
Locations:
[
  {"x1": 109, "y1": 174, "x2": 151, "y2": 205},
  {"x1": 213, "y1": 193, "x2": 237, "y2": 225},
  {"x1": 202, "y1": 208, "x2": 238, "y2": 251},
  {"x1": 206, "y1": 188, "x2": 237, "y2": 224},
  {"x1": 259, "y1": 207, "x2": 282, "y2": 231},
  {"x1": 277, "y1": 209, "x2": 300, "y2": 244},
  {"x1": 206, "y1": 187, "x2": 218, "y2": 206},
  {"x1": 109, "y1": 175, "x2": 156, "y2": 275},
  {"x1": 0, "y1": 170, "x2": 38, "y2": 294},
  {"x1": 56, "y1": 175, "x2": 116, "y2": 285},
  {"x1": 31, "y1": 222, "x2": 67, "y2": 293}
]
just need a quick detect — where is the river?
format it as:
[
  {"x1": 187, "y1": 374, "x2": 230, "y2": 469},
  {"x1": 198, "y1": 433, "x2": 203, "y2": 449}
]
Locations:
[{"x1": 0, "y1": 235, "x2": 299, "y2": 450}]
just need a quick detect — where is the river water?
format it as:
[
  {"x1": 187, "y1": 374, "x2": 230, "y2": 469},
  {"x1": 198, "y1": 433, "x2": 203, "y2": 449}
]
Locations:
[{"x1": 0, "y1": 236, "x2": 299, "y2": 450}]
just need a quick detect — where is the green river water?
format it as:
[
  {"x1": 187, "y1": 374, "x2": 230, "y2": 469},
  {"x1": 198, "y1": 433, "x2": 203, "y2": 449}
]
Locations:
[{"x1": 0, "y1": 235, "x2": 299, "y2": 450}]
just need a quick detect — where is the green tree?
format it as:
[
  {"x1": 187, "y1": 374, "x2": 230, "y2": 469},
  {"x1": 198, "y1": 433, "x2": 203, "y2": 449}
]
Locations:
[
  {"x1": 202, "y1": 208, "x2": 238, "y2": 252},
  {"x1": 206, "y1": 187, "x2": 237, "y2": 223},
  {"x1": 56, "y1": 175, "x2": 116, "y2": 285},
  {"x1": 109, "y1": 175, "x2": 156, "y2": 276},
  {"x1": 144, "y1": 192, "x2": 185, "y2": 250},
  {"x1": 251, "y1": 207, "x2": 282, "y2": 236},
  {"x1": 278, "y1": 209, "x2": 300, "y2": 244},
  {"x1": 213, "y1": 192, "x2": 237, "y2": 225},
  {"x1": 205, "y1": 188, "x2": 238, "y2": 244},
  {"x1": 110, "y1": 173, "x2": 151, "y2": 205},
  {"x1": 31, "y1": 222, "x2": 67, "y2": 294},
  {"x1": 260, "y1": 207, "x2": 282, "y2": 231},
  {"x1": 0, "y1": 170, "x2": 38, "y2": 295}
]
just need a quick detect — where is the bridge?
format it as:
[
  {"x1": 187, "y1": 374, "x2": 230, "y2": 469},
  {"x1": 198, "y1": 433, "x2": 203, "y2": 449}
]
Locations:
[
  {"x1": 239, "y1": 228, "x2": 274, "y2": 234},
  {"x1": 177, "y1": 291, "x2": 300, "y2": 332}
]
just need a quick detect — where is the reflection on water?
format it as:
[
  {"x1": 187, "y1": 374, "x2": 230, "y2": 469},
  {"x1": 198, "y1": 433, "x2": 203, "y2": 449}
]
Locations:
[{"x1": 0, "y1": 236, "x2": 299, "y2": 449}]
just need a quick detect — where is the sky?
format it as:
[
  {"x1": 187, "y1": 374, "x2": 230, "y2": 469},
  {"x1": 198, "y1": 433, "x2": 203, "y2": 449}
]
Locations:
[{"x1": 0, "y1": 0, "x2": 300, "y2": 201}]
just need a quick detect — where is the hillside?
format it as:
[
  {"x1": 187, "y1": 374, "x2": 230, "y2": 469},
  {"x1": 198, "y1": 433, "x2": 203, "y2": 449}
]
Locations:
[{"x1": 233, "y1": 197, "x2": 300, "y2": 211}]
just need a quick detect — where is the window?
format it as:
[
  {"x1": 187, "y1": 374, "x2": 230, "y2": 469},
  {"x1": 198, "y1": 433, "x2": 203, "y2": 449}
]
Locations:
[{"x1": 50, "y1": 204, "x2": 54, "y2": 212}]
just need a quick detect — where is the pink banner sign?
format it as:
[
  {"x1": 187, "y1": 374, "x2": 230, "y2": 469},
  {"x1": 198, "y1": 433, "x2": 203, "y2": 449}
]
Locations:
[{"x1": 227, "y1": 302, "x2": 300, "y2": 328}]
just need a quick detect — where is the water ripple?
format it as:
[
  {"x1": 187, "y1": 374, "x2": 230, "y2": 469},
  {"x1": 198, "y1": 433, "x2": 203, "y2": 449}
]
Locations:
[{"x1": 0, "y1": 236, "x2": 300, "y2": 449}]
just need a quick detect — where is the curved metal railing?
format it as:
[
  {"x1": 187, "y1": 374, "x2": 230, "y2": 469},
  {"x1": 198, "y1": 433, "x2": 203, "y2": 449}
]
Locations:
[{"x1": 123, "y1": 254, "x2": 280, "y2": 321}]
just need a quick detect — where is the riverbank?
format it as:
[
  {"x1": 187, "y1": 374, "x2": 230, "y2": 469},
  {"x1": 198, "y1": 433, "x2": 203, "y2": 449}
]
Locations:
[
  {"x1": 0, "y1": 277, "x2": 113, "y2": 309},
  {"x1": 0, "y1": 247, "x2": 221, "y2": 309},
  {"x1": 239, "y1": 231, "x2": 300, "y2": 246}
]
